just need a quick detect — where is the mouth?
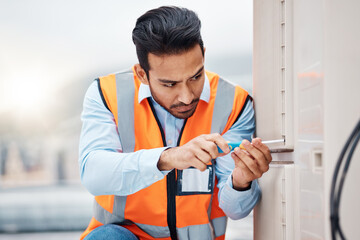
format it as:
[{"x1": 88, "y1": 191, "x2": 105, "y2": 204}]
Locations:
[{"x1": 174, "y1": 103, "x2": 196, "y2": 113}]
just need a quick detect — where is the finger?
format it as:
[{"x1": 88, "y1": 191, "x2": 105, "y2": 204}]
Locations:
[
  {"x1": 231, "y1": 151, "x2": 255, "y2": 178},
  {"x1": 191, "y1": 157, "x2": 208, "y2": 171},
  {"x1": 217, "y1": 152, "x2": 229, "y2": 157},
  {"x1": 242, "y1": 139, "x2": 268, "y2": 169},
  {"x1": 240, "y1": 149, "x2": 254, "y2": 158},
  {"x1": 204, "y1": 133, "x2": 230, "y2": 154},
  {"x1": 233, "y1": 147, "x2": 263, "y2": 179},
  {"x1": 200, "y1": 140, "x2": 219, "y2": 159},
  {"x1": 193, "y1": 146, "x2": 213, "y2": 165},
  {"x1": 252, "y1": 138, "x2": 272, "y2": 163}
]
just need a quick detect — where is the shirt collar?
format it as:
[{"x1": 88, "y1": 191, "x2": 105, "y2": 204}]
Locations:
[{"x1": 138, "y1": 72, "x2": 210, "y2": 104}]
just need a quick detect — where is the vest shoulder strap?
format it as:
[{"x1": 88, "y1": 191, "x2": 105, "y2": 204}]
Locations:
[
  {"x1": 115, "y1": 70, "x2": 136, "y2": 153},
  {"x1": 211, "y1": 77, "x2": 236, "y2": 134},
  {"x1": 98, "y1": 69, "x2": 136, "y2": 153},
  {"x1": 211, "y1": 77, "x2": 249, "y2": 134}
]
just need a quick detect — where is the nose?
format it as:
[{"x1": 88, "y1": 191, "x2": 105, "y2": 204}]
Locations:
[{"x1": 178, "y1": 85, "x2": 194, "y2": 105}]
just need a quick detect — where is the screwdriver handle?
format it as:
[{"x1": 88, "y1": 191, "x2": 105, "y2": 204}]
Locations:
[
  {"x1": 217, "y1": 142, "x2": 244, "y2": 153},
  {"x1": 217, "y1": 139, "x2": 285, "y2": 153}
]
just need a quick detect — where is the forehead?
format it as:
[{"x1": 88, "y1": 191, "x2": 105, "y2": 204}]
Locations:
[{"x1": 148, "y1": 45, "x2": 204, "y2": 81}]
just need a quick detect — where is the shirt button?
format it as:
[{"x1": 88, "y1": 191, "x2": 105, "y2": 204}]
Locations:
[
  {"x1": 154, "y1": 175, "x2": 159, "y2": 179},
  {"x1": 167, "y1": 139, "x2": 173, "y2": 145}
]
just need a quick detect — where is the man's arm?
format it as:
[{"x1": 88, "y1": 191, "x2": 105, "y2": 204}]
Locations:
[
  {"x1": 79, "y1": 81, "x2": 168, "y2": 196},
  {"x1": 216, "y1": 100, "x2": 263, "y2": 220}
]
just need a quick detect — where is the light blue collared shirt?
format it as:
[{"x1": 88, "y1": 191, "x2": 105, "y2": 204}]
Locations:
[{"x1": 79, "y1": 73, "x2": 260, "y2": 220}]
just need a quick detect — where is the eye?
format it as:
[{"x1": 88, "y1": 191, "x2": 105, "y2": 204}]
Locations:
[
  {"x1": 191, "y1": 73, "x2": 202, "y2": 81},
  {"x1": 163, "y1": 82, "x2": 176, "y2": 87}
]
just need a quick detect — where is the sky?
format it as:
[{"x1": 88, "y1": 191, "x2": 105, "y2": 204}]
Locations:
[{"x1": 0, "y1": 0, "x2": 253, "y2": 120}]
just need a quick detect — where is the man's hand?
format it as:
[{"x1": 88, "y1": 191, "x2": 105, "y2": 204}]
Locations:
[
  {"x1": 231, "y1": 138, "x2": 272, "y2": 190},
  {"x1": 158, "y1": 133, "x2": 230, "y2": 171}
]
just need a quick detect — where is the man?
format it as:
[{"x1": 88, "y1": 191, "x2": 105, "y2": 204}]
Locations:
[{"x1": 79, "y1": 6, "x2": 272, "y2": 240}]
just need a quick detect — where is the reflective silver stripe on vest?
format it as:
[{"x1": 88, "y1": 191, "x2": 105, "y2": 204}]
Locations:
[
  {"x1": 113, "y1": 195, "x2": 127, "y2": 222},
  {"x1": 177, "y1": 223, "x2": 214, "y2": 240},
  {"x1": 211, "y1": 216, "x2": 227, "y2": 237},
  {"x1": 94, "y1": 70, "x2": 134, "y2": 227},
  {"x1": 95, "y1": 199, "x2": 170, "y2": 237},
  {"x1": 136, "y1": 223, "x2": 170, "y2": 238},
  {"x1": 94, "y1": 198, "x2": 125, "y2": 224},
  {"x1": 211, "y1": 78, "x2": 236, "y2": 134},
  {"x1": 207, "y1": 78, "x2": 234, "y2": 238},
  {"x1": 115, "y1": 70, "x2": 136, "y2": 153}
]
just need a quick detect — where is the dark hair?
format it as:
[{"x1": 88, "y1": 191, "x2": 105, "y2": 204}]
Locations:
[{"x1": 132, "y1": 6, "x2": 204, "y2": 77}]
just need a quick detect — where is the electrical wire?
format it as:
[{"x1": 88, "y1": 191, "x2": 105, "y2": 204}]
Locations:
[
  {"x1": 336, "y1": 128, "x2": 360, "y2": 239},
  {"x1": 330, "y1": 119, "x2": 360, "y2": 240},
  {"x1": 330, "y1": 120, "x2": 359, "y2": 240}
]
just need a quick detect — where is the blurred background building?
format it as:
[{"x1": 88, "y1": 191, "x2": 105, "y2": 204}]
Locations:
[{"x1": 0, "y1": 0, "x2": 253, "y2": 239}]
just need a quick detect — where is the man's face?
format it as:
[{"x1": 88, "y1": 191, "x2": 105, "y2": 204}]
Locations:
[{"x1": 137, "y1": 45, "x2": 205, "y2": 119}]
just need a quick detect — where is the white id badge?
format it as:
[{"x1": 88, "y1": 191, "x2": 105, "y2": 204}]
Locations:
[{"x1": 177, "y1": 165, "x2": 214, "y2": 195}]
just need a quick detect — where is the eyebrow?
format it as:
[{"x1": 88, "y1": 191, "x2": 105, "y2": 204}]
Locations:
[
  {"x1": 189, "y1": 66, "x2": 204, "y2": 79},
  {"x1": 158, "y1": 66, "x2": 204, "y2": 83}
]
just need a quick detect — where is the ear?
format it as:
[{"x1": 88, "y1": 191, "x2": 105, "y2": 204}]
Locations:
[
  {"x1": 134, "y1": 64, "x2": 149, "y2": 85},
  {"x1": 203, "y1": 47, "x2": 206, "y2": 62}
]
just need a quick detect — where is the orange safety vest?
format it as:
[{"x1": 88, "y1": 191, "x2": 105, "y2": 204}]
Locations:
[{"x1": 80, "y1": 69, "x2": 250, "y2": 240}]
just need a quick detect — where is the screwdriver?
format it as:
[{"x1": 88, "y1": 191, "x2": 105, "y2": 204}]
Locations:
[{"x1": 217, "y1": 139, "x2": 285, "y2": 153}]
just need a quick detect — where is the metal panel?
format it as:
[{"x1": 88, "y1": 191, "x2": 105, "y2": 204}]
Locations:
[
  {"x1": 253, "y1": 0, "x2": 294, "y2": 150},
  {"x1": 254, "y1": 163, "x2": 298, "y2": 240}
]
